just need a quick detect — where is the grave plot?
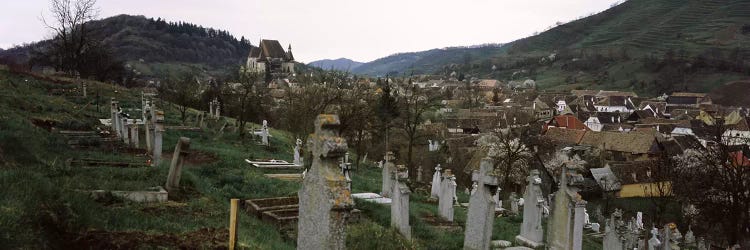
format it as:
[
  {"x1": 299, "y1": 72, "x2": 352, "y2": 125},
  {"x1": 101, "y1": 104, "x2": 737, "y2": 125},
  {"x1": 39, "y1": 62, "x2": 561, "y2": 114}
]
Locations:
[
  {"x1": 58, "y1": 130, "x2": 119, "y2": 149},
  {"x1": 67, "y1": 158, "x2": 149, "y2": 168},
  {"x1": 263, "y1": 173, "x2": 304, "y2": 181},
  {"x1": 419, "y1": 213, "x2": 463, "y2": 233},
  {"x1": 245, "y1": 159, "x2": 302, "y2": 169},
  {"x1": 245, "y1": 196, "x2": 299, "y2": 218}
]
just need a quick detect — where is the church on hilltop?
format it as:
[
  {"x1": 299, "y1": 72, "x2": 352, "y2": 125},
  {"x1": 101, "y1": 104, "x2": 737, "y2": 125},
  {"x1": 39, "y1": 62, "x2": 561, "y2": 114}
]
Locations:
[{"x1": 244, "y1": 39, "x2": 295, "y2": 80}]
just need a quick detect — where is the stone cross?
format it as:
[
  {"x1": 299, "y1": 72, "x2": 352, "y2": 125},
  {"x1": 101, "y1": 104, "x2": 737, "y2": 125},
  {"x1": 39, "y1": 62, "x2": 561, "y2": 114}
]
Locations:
[
  {"x1": 430, "y1": 164, "x2": 442, "y2": 199},
  {"x1": 297, "y1": 114, "x2": 352, "y2": 250},
  {"x1": 661, "y1": 225, "x2": 671, "y2": 250},
  {"x1": 165, "y1": 137, "x2": 190, "y2": 191},
  {"x1": 261, "y1": 120, "x2": 269, "y2": 146},
  {"x1": 152, "y1": 111, "x2": 165, "y2": 167},
  {"x1": 294, "y1": 138, "x2": 303, "y2": 165},
  {"x1": 463, "y1": 158, "x2": 499, "y2": 250},
  {"x1": 340, "y1": 153, "x2": 352, "y2": 191},
  {"x1": 547, "y1": 165, "x2": 587, "y2": 250},
  {"x1": 438, "y1": 169, "x2": 457, "y2": 222},
  {"x1": 516, "y1": 170, "x2": 545, "y2": 248},
  {"x1": 603, "y1": 211, "x2": 625, "y2": 250},
  {"x1": 381, "y1": 152, "x2": 396, "y2": 197},
  {"x1": 391, "y1": 164, "x2": 412, "y2": 239}
]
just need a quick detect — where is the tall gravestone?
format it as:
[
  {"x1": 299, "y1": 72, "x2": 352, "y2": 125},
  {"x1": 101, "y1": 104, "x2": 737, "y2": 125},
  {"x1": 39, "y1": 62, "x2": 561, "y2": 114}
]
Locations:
[
  {"x1": 603, "y1": 210, "x2": 625, "y2": 250},
  {"x1": 129, "y1": 121, "x2": 139, "y2": 148},
  {"x1": 165, "y1": 137, "x2": 190, "y2": 191},
  {"x1": 209, "y1": 100, "x2": 215, "y2": 117},
  {"x1": 152, "y1": 111, "x2": 165, "y2": 167},
  {"x1": 294, "y1": 138, "x2": 303, "y2": 165},
  {"x1": 547, "y1": 166, "x2": 586, "y2": 250},
  {"x1": 381, "y1": 152, "x2": 396, "y2": 197},
  {"x1": 262, "y1": 120, "x2": 269, "y2": 146},
  {"x1": 391, "y1": 164, "x2": 412, "y2": 239},
  {"x1": 144, "y1": 101, "x2": 153, "y2": 151},
  {"x1": 297, "y1": 115, "x2": 352, "y2": 250},
  {"x1": 510, "y1": 192, "x2": 519, "y2": 214},
  {"x1": 110, "y1": 98, "x2": 119, "y2": 135},
  {"x1": 463, "y1": 158, "x2": 499, "y2": 250},
  {"x1": 438, "y1": 169, "x2": 457, "y2": 222},
  {"x1": 516, "y1": 170, "x2": 545, "y2": 248},
  {"x1": 430, "y1": 164, "x2": 442, "y2": 199},
  {"x1": 122, "y1": 118, "x2": 131, "y2": 144}
]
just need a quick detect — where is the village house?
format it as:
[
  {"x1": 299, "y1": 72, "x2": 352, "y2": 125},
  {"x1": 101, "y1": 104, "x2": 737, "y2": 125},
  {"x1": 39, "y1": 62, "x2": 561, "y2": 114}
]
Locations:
[
  {"x1": 545, "y1": 114, "x2": 589, "y2": 131},
  {"x1": 665, "y1": 92, "x2": 712, "y2": 116}
]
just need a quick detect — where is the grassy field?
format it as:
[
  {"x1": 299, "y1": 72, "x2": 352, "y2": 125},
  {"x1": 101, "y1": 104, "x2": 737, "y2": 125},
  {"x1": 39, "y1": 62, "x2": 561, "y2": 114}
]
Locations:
[{"x1": 0, "y1": 68, "x2": 609, "y2": 249}]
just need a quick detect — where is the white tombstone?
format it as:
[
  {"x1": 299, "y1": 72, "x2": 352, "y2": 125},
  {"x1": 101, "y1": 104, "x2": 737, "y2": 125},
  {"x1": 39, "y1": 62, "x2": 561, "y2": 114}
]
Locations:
[
  {"x1": 648, "y1": 227, "x2": 662, "y2": 249},
  {"x1": 430, "y1": 164, "x2": 442, "y2": 199},
  {"x1": 438, "y1": 169, "x2": 457, "y2": 222},
  {"x1": 152, "y1": 111, "x2": 165, "y2": 167},
  {"x1": 122, "y1": 118, "x2": 131, "y2": 144},
  {"x1": 463, "y1": 158, "x2": 499, "y2": 250},
  {"x1": 493, "y1": 188, "x2": 502, "y2": 211},
  {"x1": 391, "y1": 165, "x2": 412, "y2": 239},
  {"x1": 636, "y1": 212, "x2": 644, "y2": 230},
  {"x1": 261, "y1": 120, "x2": 269, "y2": 146},
  {"x1": 129, "y1": 121, "x2": 139, "y2": 148},
  {"x1": 510, "y1": 192, "x2": 519, "y2": 214},
  {"x1": 516, "y1": 170, "x2": 545, "y2": 248},
  {"x1": 381, "y1": 152, "x2": 396, "y2": 198}
]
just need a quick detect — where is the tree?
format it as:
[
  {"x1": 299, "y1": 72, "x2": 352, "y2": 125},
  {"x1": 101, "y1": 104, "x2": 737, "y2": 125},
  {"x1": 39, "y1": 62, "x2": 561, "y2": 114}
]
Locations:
[
  {"x1": 477, "y1": 132, "x2": 533, "y2": 191},
  {"x1": 337, "y1": 84, "x2": 377, "y2": 168},
  {"x1": 159, "y1": 72, "x2": 199, "y2": 124},
  {"x1": 641, "y1": 154, "x2": 675, "y2": 226},
  {"x1": 234, "y1": 69, "x2": 263, "y2": 138},
  {"x1": 397, "y1": 81, "x2": 438, "y2": 179},
  {"x1": 375, "y1": 77, "x2": 399, "y2": 153},
  {"x1": 41, "y1": 0, "x2": 99, "y2": 75},
  {"x1": 671, "y1": 122, "x2": 750, "y2": 246}
]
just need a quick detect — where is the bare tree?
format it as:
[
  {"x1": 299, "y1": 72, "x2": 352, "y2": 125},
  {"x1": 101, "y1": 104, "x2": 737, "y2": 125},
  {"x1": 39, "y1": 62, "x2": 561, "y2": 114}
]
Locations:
[
  {"x1": 159, "y1": 72, "x2": 199, "y2": 124},
  {"x1": 234, "y1": 69, "x2": 263, "y2": 138},
  {"x1": 477, "y1": 132, "x2": 533, "y2": 191},
  {"x1": 397, "y1": 81, "x2": 438, "y2": 178},
  {"x1": 671, "y1": 122, "x2": 750, "y2": 246},
  {"x1": 41, "y1": 0, "x2": 99, "y2": 75}
]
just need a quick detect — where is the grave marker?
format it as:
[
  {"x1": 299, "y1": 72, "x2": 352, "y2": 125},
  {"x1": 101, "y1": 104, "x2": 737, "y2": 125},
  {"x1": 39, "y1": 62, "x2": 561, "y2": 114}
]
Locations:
[
  {"x1": 297, "y1": 114, "x2": 352, "y2": 250},
  {"x1": 438, "y1": 169, "x2": 457, "y2": 222},
  {"x1": 294, "y1": 138, "x2": 303, "y2": 165},
  {"x1": 165, "y1": 137, "x2": 190, "y2": 191},
  {"x1": 463, "y1": 158, "x2": 499, "y2": 250},
  {"x1": 391, "y1": 164, "x2": 411, "y2": 239},
  {"x1": 516, "y1": 170, "x2": 545, "y2": 248},
  {"x1": 430, "y1": 164, "x2": 442, "y2": 199},
  {"x1": 152, "y1": 111, "x2": 165, "y2": 167},
  {"x1": 381, "y1": 152, "x2": 396, "y2": 198}
]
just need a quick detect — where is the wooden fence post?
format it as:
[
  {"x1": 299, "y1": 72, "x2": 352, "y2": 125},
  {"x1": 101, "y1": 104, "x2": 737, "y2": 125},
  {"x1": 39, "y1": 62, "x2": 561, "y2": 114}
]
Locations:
[{"x1": 229, "y1": 198, "x2": 239, "y2": 250}]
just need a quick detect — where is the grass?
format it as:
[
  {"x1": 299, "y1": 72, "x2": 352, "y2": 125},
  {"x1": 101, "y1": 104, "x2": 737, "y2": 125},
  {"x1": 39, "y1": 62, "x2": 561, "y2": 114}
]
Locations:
[{"x1": 0, "y1": 68, "x2": 612, "y2": 249}]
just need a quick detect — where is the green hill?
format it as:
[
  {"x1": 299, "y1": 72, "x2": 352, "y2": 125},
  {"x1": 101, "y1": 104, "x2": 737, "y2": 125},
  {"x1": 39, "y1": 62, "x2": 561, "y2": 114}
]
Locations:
[{"x1": 356, "y1": 0, "x2": 750, "y2": 95}]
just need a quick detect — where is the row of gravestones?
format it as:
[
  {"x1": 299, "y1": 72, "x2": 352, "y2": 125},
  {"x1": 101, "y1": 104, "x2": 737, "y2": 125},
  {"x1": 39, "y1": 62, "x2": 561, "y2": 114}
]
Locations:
[
  {"x1": 110, "y1": 95, "x2": 164, "y2": 167},
  {"x1": 604, "y1": 208, "x2": 711, "y2": 250},
  {"x1": 293, "y1": 114, "x2": 716, "y2": 250}
]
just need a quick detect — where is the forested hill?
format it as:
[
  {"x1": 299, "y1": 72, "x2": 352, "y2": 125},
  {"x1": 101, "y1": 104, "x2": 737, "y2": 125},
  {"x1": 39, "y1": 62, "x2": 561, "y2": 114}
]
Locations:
[{"x1": 1, "y1": 14, "x2": 253, "y2": 79}]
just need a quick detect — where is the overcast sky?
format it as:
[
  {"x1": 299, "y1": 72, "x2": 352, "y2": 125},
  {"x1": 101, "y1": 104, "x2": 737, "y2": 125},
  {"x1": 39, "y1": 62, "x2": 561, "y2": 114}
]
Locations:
[{"x1": 0, "y1": 0, "x2": 621, "y2": 63}]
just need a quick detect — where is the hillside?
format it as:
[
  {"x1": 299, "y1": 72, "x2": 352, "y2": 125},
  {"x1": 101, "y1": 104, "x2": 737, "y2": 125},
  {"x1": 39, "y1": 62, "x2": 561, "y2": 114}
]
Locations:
[
  {"x1": 356, "y1": 0, "x2": 750, "y2": 95},
  {"x1": 352, "y1": 44, "x2": 506, "y2": 76},
  {"x1": 0, "y1": 14, "x2": 253, "y2": 80},
  {"x1": 307, "y1": 58, "x2": 363, "y2": 71}
]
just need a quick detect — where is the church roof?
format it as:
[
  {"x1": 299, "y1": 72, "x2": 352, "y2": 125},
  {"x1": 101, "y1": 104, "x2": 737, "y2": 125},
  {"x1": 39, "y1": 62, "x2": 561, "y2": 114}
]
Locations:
[{"x1": 249, "y1": 39, "x2": 294, "y2": 62}]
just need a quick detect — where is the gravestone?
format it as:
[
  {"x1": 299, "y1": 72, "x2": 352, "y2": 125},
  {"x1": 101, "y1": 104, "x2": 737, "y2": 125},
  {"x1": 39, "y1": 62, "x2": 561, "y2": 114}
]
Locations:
[
  {"x1": 209, "y1": 100, "x2": 214, "y2": 117},
  {"x1": 297, "y1": 114, "x2": 352, "y2": 250},
  {"x1": 110, "y1": 98, "x2": 119, "y2": 135},
  {"x1": 262, "y1": 120, "x2": 269, "y2": 146},
  {"x1": 152, "y1": 111, "x2": 165, "y2": 167},
  {"x1": 294, "y1": 138, "x2": 303, "y2": 165},
  {"x1": 165, "y1": 137, "x2": 190, "y2": 191},
  {"x1": 381, "y1": 152, "x2": 396, "y2": 198},
  {"x1": 684, "y1": 227, "x2": 696, "y2": 247},
  {"x1": 463, "y1": 158, "x2": 499, "y2": 250},
  {"x1": 648, "y1": 227, "x2": 662, "y2": 249},
  {"x1": 636, "y1": 212, "x2": 644, "y2": 230},
  {"x1": 82, "y1": 82, "x2": 87, "y2": 97},
  {"x1": 510, "y1": 192, "x2": 519, "y2": 214},
  {"x1": 602, "y1": 210, "x2": 625, "y2": 250},
  {"x1": 547, "y1": 166, "x2": 586, "y2": 250},
  {"x1": 416, "y1": 166, "x2": 423, "y2": 183},
  {"x1": 129, "y1": 121, "x2": 139, "y2": 148},
  {"x1": 516, "y1": 170, "x2": 545, "y2": 248},
  {"x1": 438, "y1": 169, "x2": 457, "y2": 222},
  {"x1": 493, "y1": 189, "x2": 502, "y2": 211},
  {"x1": 391, "y1": 164, "x2": 412, "y2": 239},
  {"x1": 340, "y1": 153, "x2": 352, "y2": 191},
  {"x1": 214, "y1": 101, "x2": 220, "y2": 118},
  {"x1": 430, "y1": 164, "x2": 442, "y2": 199},
  {"x1": 122, "y1": 118, "x2": 131, "y2": 144},
  {"x1": 144, "y1": 101, "x2": 153, "y2": 151},
  {"x1": 661, "y1": 225, "x2": 671, "y2": 250}
]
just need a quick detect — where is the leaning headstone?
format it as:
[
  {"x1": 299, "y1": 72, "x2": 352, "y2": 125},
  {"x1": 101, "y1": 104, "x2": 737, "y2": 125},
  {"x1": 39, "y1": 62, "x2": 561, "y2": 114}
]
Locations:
[
  {"x1": 438, "y1": 169, "x2": 457, "y2": 222},
  {"x1": 381, "y1": 152, "x2": 396, "y2": 198},
  {"x1": 391, "y1": 164, "x2": 411, "y2": 239},
  {"x1": 297, "y1": 114, "x2": 352, "y2": 250},
  {"x1": 516, "y1": 170, "x2": 545, "y2": 248},
  {"x1": 165, "y1": 137, "x2": 190, "y2": 191},
  {"x1": 430, "y1": 164, "x2": 442, "y2": 199},
  {"x1": 152, "y1": 111, "x2": 165, "y2": 167},
  {"x1": 463, "y1": 158, "x2": 500, "y2": 250},
  {"x1": 293, "y1": 138, "x2": 303, "y2": 165}
]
